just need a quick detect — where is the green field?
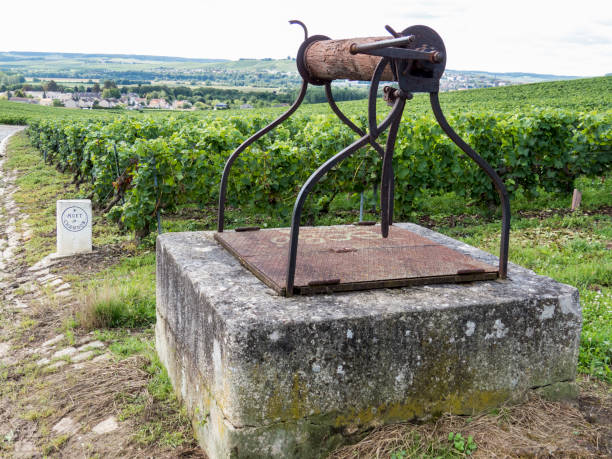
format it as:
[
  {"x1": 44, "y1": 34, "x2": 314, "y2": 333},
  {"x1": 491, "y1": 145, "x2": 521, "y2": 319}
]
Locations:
[
  {"x1": 0, "y1": 52, "x2": 295, "y2": 74},
  {"x1": 1, "y1": 76, "x2": 610, "y2": 126},
  {"x1": 0, "y1": 52, "x2": 301, "y2": 88}
]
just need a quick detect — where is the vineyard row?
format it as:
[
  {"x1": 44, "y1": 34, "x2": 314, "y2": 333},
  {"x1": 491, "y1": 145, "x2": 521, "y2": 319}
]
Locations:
[{"x1": 27, "y1": 108, "x2": 611, "y2": 238}]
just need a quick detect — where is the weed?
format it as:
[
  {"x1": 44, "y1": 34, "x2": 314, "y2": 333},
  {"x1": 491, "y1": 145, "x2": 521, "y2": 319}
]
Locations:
[
  {"x1": 2, "y1": 430, "x2": 15, "y2": 444},
  {"x1": 72, "y1": 250, "x2": 156, "y2": 331},
  {"x1": 42, "y1": 434, "x2": 69, "y2": 455},
  {"x1": 145, "y1": 354, "x2": 175, "y2": 402},
  {"x1": 18, "y1": 318, "x2": 36, "y2": 330},
  {"x1": 21, "y1": 407, "x2": 54, "y2": 421},
  {"x1": 579, "y1": 290, "x2": 612, "y2": 382},
  {"x1": 448, "y1": 432, "x2": 477, "y2": 455},
  {"x1": 108, "y1": 334, "x2": 151, "y2": 358},
  {"x1": 118, "y1": 395, "x2": 146, "y2": 421},
  {"x1": 77, "y1": 282, "x2": 155, "y2": 329},
  {"x1": 64, "y1": 327, "x2": 76, "y2": 345},
  {"x1": 132, "y1": 421, "x2": 188, "y2": 448}
]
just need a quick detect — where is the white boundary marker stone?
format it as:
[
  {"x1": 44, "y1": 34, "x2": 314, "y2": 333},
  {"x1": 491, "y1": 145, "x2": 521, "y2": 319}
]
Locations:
[{"x1": 56, "y1": 200, "x2": 92, "y2": 256}]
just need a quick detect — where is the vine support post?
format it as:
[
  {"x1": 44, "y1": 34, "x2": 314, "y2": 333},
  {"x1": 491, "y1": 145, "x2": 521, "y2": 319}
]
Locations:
[{"x1": 151, "y1": 155, "x2": 163, "y2": 234}]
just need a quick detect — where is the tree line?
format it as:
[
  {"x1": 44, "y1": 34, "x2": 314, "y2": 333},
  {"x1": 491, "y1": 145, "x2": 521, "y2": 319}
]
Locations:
[{"x1": 2, "y1": 75, "x2": 372, "y2": 108}]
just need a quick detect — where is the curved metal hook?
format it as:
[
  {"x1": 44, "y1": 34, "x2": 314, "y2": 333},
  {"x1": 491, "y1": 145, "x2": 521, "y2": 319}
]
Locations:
[
  {"x1": 285, "y1": 96, "x2": 406, "y2": 295},
  {"x1": 289, "y1": 20, "x2": 308, "y2": 40},
  {"x1": 324, "y1": 82, "x2": 384, "y2": 158},
  {"x1": 217, "y1": 80, "x2": 308, "y2": 232},
  {"x1": 385, "y1": 25, "x2": 401, "y2": 38},
  {"x1": 429, "y1": 92, "x2": 510, "y2": 278},
  {"x1": 368, "y1": 58, "x2": 389, "y2": 139}
]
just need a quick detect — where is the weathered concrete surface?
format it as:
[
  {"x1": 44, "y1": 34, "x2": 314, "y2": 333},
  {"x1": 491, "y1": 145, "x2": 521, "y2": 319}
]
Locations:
[{"x1": 156, "y1": 223, "x2": 581, "y2": 458}]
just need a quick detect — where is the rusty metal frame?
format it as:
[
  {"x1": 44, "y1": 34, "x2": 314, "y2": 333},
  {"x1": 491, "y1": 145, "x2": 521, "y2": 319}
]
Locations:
[
  {"x1": 215, "y1": 225, "x2": 499, "y2": 295},
  {"x1": 286, "y1": 78, "x2": 408, "y2": 294},
  {"x1": 429, "y1": 92, "x2": 510, "y2": 277},
  {"x1": 216, "y1": 21, "x2": 511, "y2": 296},
  {"x1": 217, "y1": 80, "x2": 308, "y2": 232}
]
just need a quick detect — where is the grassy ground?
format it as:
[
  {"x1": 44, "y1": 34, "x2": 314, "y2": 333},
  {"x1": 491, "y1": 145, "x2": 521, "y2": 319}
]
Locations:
[
  {"x1": 1, "y1": 131, "x2": 200, "y2": 457},
  {"x1": 2, "y1": 130, "x2": 610, "y2": 457}
]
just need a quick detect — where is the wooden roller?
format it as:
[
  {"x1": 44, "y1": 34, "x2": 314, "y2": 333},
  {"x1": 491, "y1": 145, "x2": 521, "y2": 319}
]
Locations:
[{"x1": 304, "y1": 37, "x2": 396, "y2": 82}]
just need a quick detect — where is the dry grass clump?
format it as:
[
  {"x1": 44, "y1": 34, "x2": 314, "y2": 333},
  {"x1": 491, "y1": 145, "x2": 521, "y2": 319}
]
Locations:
[
  {"x1": 329, "y1": 394, "x2": 607, "y2": 458},
  {"x1": 43, "y1": 355, "x2": 149, "y2": 427},
  {"x1": 75, "y1": 283, "x2": 121, "y2": 330},
  {"x1": 75, "y1": 282, "x2": 155, "y2": 330}
]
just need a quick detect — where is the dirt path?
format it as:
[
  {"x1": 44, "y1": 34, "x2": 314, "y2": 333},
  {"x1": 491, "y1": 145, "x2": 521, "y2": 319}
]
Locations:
[
  {"x1": 0, "y1": 126, "x2": 89, "y2": 457},
  {"x1": 0, "y1": 125, "x2": 27, "y2": 288},
  {"x1": 0, "y1": 128, "x2": 204, "y2": 458},
  {"x1": 0, "y1": 126, "x2": 23, "y2": 142}
]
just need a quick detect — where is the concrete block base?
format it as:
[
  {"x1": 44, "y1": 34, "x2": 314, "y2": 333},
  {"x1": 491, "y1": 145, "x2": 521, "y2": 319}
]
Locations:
[{"x1": 156, "y1": 223, "x2": 581, "y2": 458}]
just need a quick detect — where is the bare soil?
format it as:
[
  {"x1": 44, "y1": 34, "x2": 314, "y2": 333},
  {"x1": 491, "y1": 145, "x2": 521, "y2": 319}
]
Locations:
[{"x1": 331, "y1": 382, "x2": 612, "y2": 458}]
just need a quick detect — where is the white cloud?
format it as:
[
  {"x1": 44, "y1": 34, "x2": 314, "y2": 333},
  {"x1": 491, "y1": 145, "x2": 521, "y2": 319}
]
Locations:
[{"x1": 0, "y1": 0, "x2": 610, "y2": 76}]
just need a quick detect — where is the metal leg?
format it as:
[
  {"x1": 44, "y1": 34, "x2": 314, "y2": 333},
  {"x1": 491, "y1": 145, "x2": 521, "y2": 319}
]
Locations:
[
  {"x1": 368, "y1": 58, "x2": 396, "y2": 232},
  {"x1": 286, "y1": 96, "x2": 406, "y2": 296},
  {"x1": 429, "y1": 92, "x2": 510, "y2": 278},
  {"x1": 388, "y1": 170, "x2": 395, "y2": 225},
  {"x1": 286, "y1": 135, "x2": 370, "y2": 295},
  {"x1": 380, "y1": 100, "x2": 405, "y2": 237},
  {"x1": 217, "y1": 81, "x2": 308, "y2": 232},
  {"x1": 367, "y1": 58, "x2": 389, "y2": 142},
  {"x1": 326, "y1": 80, "x2": 393, "y2": 228}
]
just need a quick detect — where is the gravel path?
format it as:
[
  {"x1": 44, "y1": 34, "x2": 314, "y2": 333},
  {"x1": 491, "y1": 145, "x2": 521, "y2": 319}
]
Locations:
[
  {"x1": 0, "y1": 124, "x2": 24, "y2": 143},
  {"x1": 0, "y1": 124, "x2": 114, "y2": 456},
  {"x1": 0, "y1": 125, "x2": 26, "y2": 277},
  {"x1": 0, "y1": 124, "x2": 204, "y2": 458}
]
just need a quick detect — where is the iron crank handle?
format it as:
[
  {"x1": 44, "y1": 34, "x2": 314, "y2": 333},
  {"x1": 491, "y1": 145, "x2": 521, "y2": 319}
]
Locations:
[
  {"x1": 350, "y1": 34, "x2": 444, "y2": 63},
  {"x1": 349, "y1": 35, "x2": 415, "y2": 54},
  {"x1": 358, "y1": 47, "x2": 444, "y2": 63}
]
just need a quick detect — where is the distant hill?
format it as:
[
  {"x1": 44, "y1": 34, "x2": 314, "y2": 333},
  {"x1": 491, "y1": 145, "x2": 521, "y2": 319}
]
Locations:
[
  {"x1": 0, "y1": 51, "x2": 584, "y2": 90},
  {"x1": 0, "y1": 51, "x2": 227, "y2": 63},
  {"x1": 453, "y1": 70, "x2": 581, "y2": 83},
  {"x1": 0, "y1": 52, "x2": 300, "y2": 88}
]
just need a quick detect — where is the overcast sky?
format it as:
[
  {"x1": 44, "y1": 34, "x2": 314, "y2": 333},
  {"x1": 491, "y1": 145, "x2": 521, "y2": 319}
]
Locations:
[{"x1": 1, "y1": 0, "x2": 611, "y2": 76}]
